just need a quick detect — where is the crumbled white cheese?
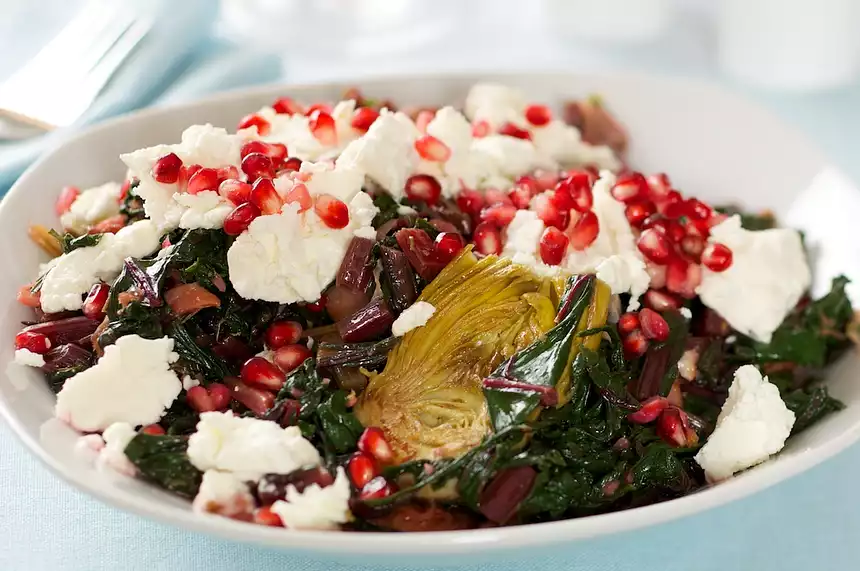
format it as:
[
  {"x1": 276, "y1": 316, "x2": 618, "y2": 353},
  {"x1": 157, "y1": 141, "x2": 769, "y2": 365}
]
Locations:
[
  {"x1": 75, "y1": 433, "x2": 105, "y2": 455},
  {"x1": 227, "y1": 194, "x2": 377, "y2": 304},
  {"x1": 397, "y1": 205, "x2": 418, "y2": 215},
  {"x1": 697, "y1": 215, "x2": 811, "y2": 343},
  {"x1": 391, "y1": 301, "x2": 436, "y2": 336},
  {"x1": 295, "y1": 161, "x2": 365, "y2": 202},
  {"x1": 97, "y1": 422, "x2": 137, "y2": 476},
  {"x1": 424, "y1": 106, "x2": 494, "y2": 197},
  {"x1": 60, "y1": 181, "x2": 122, "y2": 234},
  {"x1": 501, "y1": 210, "x2": 560, "y2": 276},
  {"x1": 677, "y1": 348, "x2": 698, "y2": 381},
  {"x1": 464, "y1": 83, "x2": 527, "y2": 129},
  {"x1": 680, "y1": 307, "x2": 692, "y2": 319},
  {"x1": 182, "y1": 375, "x2": 200, "y2": 391},
  {"x1": 531, "y1": 120, "x2": 621, "y2": 171},
  {"x1": 270, "y1": 467, "x2": 352, "y2": 530},
  {"x1": 187, "y1": 411, "x2": 321, "y2": 482},
  {"x1": 471, "y1": 135, "x2": 556, "y2": 185},
  {"x1": 38, "y1": 220, "x2": 161, "y2": 313},
  {"x1": 14, "y1": 348, "x2": 44, "y2": 367},
  {"x1": 55, "y1": 335, "x2": 181, "y2": 432},
  {"x1": 173, "y1": 191, "x2": 233, "y2": 230},
  {"x1": 192, "y1": 469, "x2": 256, "y2": 518},
  {"x1": 695, "y1": 365, "x2": 796, "y2": 481}
]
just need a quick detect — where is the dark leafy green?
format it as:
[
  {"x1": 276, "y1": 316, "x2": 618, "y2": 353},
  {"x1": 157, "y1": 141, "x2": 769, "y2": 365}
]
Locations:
[
  {"x1": 716, "y1": 205, "x2": 776, "y2": 230},
  {"x1": 97, "y1": 301, "x2": 163, "y2": 349},
  {"x1": 124, "y1": 433, "x2": 202, "y2": 499},
  {"x1": 119, "y1": 179, "x2": 145, "y2": 221},
  {"x1": 48, "y1": 229, "x2": 103, "y2": 253},
  {"x1": 372, "y1": 192, "x2": 400, "y2": 227},
  {"x1": 167, "y1": 321, "x2": 233, "y2": 381}
]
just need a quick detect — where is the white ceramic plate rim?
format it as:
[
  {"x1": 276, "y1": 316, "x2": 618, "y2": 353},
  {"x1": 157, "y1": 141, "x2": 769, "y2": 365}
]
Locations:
[{"x1": 2, "y1": 71, "x2": 858, "y2": 555}]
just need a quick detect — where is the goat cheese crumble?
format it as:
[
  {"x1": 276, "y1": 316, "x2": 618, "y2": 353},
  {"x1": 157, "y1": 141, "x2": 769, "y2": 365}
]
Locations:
[
  {"x1": 14, "y1": 348, "x2": 44, "y2": 367},
  {"x1": 55, "y1": 335, "x2": 181, "y2": 432},
  {"x1": 270, "y1": 467, "x2": 352, "y2": 530},
  {"x1": 60, "y1": 181, "x2": 122, "y2": 234},
  {"x1": 192, "y1": 470, "x2": 256, "y2": 518},
  {"x1": 97, "y1": 422, "x2": 137, "y2": 476},
  {"x1": 695, "y1": 365, "x2": 796, "y2": 481},
  {"x1": 391, "y1": 301, "x2": 437, "y2": 337}
]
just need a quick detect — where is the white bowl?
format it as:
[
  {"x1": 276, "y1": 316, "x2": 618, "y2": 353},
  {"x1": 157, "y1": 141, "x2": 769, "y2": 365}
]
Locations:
[{"x1": 2, "y1": 72, "x2": 860, "y2": 559}]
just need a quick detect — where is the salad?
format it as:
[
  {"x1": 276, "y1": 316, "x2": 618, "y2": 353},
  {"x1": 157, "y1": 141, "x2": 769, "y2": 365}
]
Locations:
[{"x1": 12, "y1": 83, "x2": 855, "y2": 532}]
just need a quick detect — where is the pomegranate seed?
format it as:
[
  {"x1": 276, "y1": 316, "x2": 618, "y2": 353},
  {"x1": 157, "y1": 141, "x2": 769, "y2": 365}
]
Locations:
[
  {"x1": 509, "y1": 185, "x2": 532, "y2": 210},
  {"x1": 15, "y1": 331, "x2": 51, "y2": 353},
  {"x1": 250, "y1": 178, "x2": 283, "y2": 215},
  {"x1": 625, "y1": 201, "x2": 656, "y2": 228},
  {"x1": 314, "y1": 194, "x2": 350, "y2": 229},
  {"x1": 515, "y1": 175, "x2": 540, "y2": 196},
  {"x1": 611, "y1": 172, "x2": 648, "y2": 203},
  {"x1": 646, "y1": 262, "x2": 667, "y2": 290},
  {"x1": 524, "y1": 104, "x2": 552, "y2": 126},
  {"x1": 141, "y1": 424, "x2": 165, "y2": 436},
  {"x1": 414, "y1": 110, "x2": 435, "y2": 133},
  {"x1": 684, "y1": 216, "x2": 711, "y2": 239},
  {"x1": 348, "y1": 454, "x2": 379, "y2": 488},
  {"x1": 241, "y1": 357, "x2": 287, "y2": 392},
  {"x1": 358, "y1": 427, "x2": 395, "y2": 464},
  {"x1": 539, "y1": 227, "x2": 569, "y2": 266},
  {"x1": 241, "y1": 152, "x2": 275, "y2": 180},
  {"x1": 359, "y1": 476, "x2": 396, "y2": 500},
  {"x1": 265, "y1": 321, "x2": 303, "y2": 349},
  {"x1": 637, "y1": 228, "x2": 672, "y2": 264},
  {"x1": 16, "y1": 285, "x2": 40, "y2": 308},
  {"x1": 119, "y1": 179, "x2": 132, "y2": 201},
  {"x1": 223, "y1": 203, "x2": 261, "y2": 236},
  {"x1": 628, "y1": 396, "x2": 670, "y2": 424},
  {"x1": 280, "y1": 157, "x2": 303, "y2": 174},
  {"x1": 55, "y1": 186, "x2": 79, "y2": 215},
  {"x1": 498, "y1": 122, "x2": 531, "y2": 140},
  {"x1": 237, "y1": 113, "x2": 271, "y2": 136},
  {"x1": 308, "y1": 110, "x2": 337, "y2": 146},
  {"x1": 273, "y1": 343, "x2": 312, "y2": 374},
  {"x1": 686, "y1": 198, "x2": 712, "y2": 220},
  {"x1": 708, "y1": 213, "x2": 730, "y2": 228},
  {"x1": 254, "y1": 506, "x2": 284, "y2": 527},
  {"x1": 646, "y1": 173, "x2": 672, "y2": 200},
  {"x1": 617, "y1": 312, "x2": 640, "y2": 336},
  {"x1": 241, "y1": 140, "x2": 287, "y2": 162},
  {"x1": 639, "y1": 308, "x2": 670, "y2": 341},
  {"x1": 484, "y1": 188, "x2": 514, "y2": 207},
  {"x1": 644, "y1": 289, "x2": 682, "y2": 312},
  {"x1": 404, "y1": 174, "x2": 442, "y2": 205},
  {"x1": 473, "y1": 222, "x2": 503, "y2": 255},
  {"x1": 272, "y1": 97, "x2": 303, "y2": 115},
  {"x1": 306, "y1": 294, "x2": 326, "y2": 312},
  {"x1": 657, "y1": 190, "x2": 684, "y2": 218},
  {"x1": 456, "y1": 189, "x2": 485, "y2": 217},
  {"x1": 480, "y1": 203, "x2": 517, "y2": 228},
  {"x1": 534, "y1": 194, "x2": 569, "y2": 230},
  {"x1": 656, "y1": 407, "x2": 697, "y2": 447},
  {"x1": 680, "y1": 235, "x2": 705, "y2": 262},
  {"x1": 535, "y1": 170, "x2": 560, "y2": 191},
  {"x1": 472, "y1": 120, "x2": 491, "y2": 138},
  {"x1": 555, "y1": 173, "x2": 593, "y2": 213},
  {"x1": 434, "y1": 232, "x2": 465, "y2": 262},
  {"x1": 414, "y1": 135, "x2": 451, "y2": 162},
  {"x1": 702, "y1": 243, "x2": 733, "y2": 272},
  {"x1": 186, "y1": 384, "x2": 231, "y2": 413},
  {"x1": 152, "y1": 153, "x2": 183, "y2": 184},
  {"x1": 82, "y1": 283, "x2": 109, "y2": 321},
  {"x1": 622, "y1": 329, "x2": 650, "y2": 359},
  {"x1": 186, "y1": 167, "x2": 219, "y2": 195},
  {"x1": 665, "y1": 220, "x2": 686, "y2": 243},
  {"x1": 567, "y1": 210, "x2": 600, "y2": 250},
  {"x1": 283, "y1": 182, "x2": 313, "y2": 212},
  {"x1": 666, "y1": 259, "x2": 702, "y2": 299},
  {"x1": 306, "y1": 102, "x2": 332, "y2": 116},
  {"x1": 218, "y1": 179, "x2": 252, "y2": 205},
  {"x1": 350, "y1": 106, "x2": 380, "y2": 133}
]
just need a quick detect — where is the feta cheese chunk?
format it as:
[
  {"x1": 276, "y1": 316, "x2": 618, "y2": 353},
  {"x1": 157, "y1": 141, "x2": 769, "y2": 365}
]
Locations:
[
  {"x1": 425, "y1": 106, "x2": 495, "y2": 196},
  {"x1": 270, "y1": 467, "x2": 352, "y2": 530},
  {"x1": 172, "y1": 191, "x2": 233, "y2": 230},
  {"x1": 60, "y1": 181, "x2": 122, "y2": 234},
  {"x1": 227, "y1": 194, "x2": 377, "y2": 304},
  {"x1": 187, "y1": 411, "x2": 321, "y2": 482},
  {"x1": 501, "y1": 210, "x2": 560, "y2": 276},
  {"x1": 695, "y1": 365, "x2": 796, "y2": 481},
  {"x1": 55, "y1": 335, "x2": 181, "y2": 432},
  {"x1": 697, "y1": 215, "x2": 811, "y2": 343},
  {"x1": 391, "y1": 301, "x2": 436, "y2": 337},
  {"x1": 471, "y1": 135, "x2": 556, "y2": 184},
  {"x1": 530, "y1": 120, "x2": 621, "y2": 172},
  {"x1": 192, "y1": 470, "x2": 256, "y2": 518},
  {"x1": 97, "y1": 422, "x2": 137, "y2": 476},
  {"x1": 38, "y1": 220, "x2": 160, "y2": 313},
  {"x1": 14, "y1": 348, "x2": 44, "y2": 367},
  {"x1": 293, "y1": 161, "x2": 365, "y2": 202},
  {"x1": 464, "y1": 83, "x2": 527, "y2": 129}
]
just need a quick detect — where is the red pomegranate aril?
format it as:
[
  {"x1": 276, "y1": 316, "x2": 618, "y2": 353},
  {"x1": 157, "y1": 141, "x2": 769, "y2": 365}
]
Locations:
[
  {"x1": 434, "y1": 232, "x2": 465, "y2": 262},
  {"x1": 534, "y1": 195, "x2": 569, "y2": 230},
  {"x1": 265, "y1": 321, "x2": 303, "y2": 349},
  {"x1": 471, "y1": 120, "x2": 491, "y2": 138},
  {"x1": 567, "y1": 210, "x2": 600, "y2": 250},
  {"x1": 646, "y1": 173, "x2": 672, "y2": 199},
  {"x1": 665, "y1": 220, "x2": 686, "y2": 243},
  {"x1": 15, "y1": 331, "x2": 51, "y2": 354},
  {"x1": 498, "y1": 122, "x2": 531, "y2": 140},
  {"x1": 456, "y1": 188, "x2": 485, "y2": 217},
  {"x1": 272, "y1": 96, "x2": 303, "y2": 115},
  {"x1": 314, "y1": 194, "x2": 350, "y2": 229},
  {"x1": 280, "y1": 156, "x2": 303, "y2": 174},
  {"x1": 611, "y1": 172, "x2": 648, "y2": 203},
  {"x1": 141, "y1": 424, "x2": 165, "y2": 436},
  {"x1": 223, "y1": 203, "x2": 261, "y2": 236},
  {"x1": 306, "y1": 294, "x2": 326, "y2": 312},
  {"x1": 358, "y1": 427, "x2": 395, "y2": 464},
  {"x1": 273, "y1": 343, "x2": 312, "y2": 374},
  {"x1": 628, "y1": 396, "x2": 670, "y2": 424},
  {"x1": 473, "y1": 222, "x2": 503, "y2": 255},
  {"x1": 360, "y1": 476, "x2": 395, "y2": 501},
  {"x1": 622, "y1": 329, "x2": 650, "y2": 359},
  {"x1": 241, "y1": 140, "x2": 287, "y2": 163},
  {"x1": 241, "y1": 357, "x2": 287, "y2": 391},
  {"x1": 524, "y1": 104, "x2": 552, "y2": 126},
  {"x1": 254, "y1": 506, "x2": 283, "y2": 527},
  {"x1": 250, "y1": 177, "x2": 283, "y2": 215},
  {"x1": 152, "y1": 153, "x2": 183, "y2": 184},
  {"x1": 637, "y1": 228, "x2": 672, "y2": 264},
  {"x1": 558, "y1": 172, "x2": 594, "y2": 213},
  {"x1": 241, "y1": 152, "x2": 275, "y2": 180},
  {"x1": 702, "y1": 243, "x2": 733, "y2": 272},
  {"x1": 415, "y1": 109, "x2": 435, "y2": 133},
  {"x1": 218, "y1": 179, "x2": 252, "y2": 205},
  {"x1": 617, "y1": 312, "x2": 641, "y2": 336},
  {"x1": 217, "y1": 165, "x2": 240, "y2": 182},
  {"x1": 625, "y1": 201, "x2": 656, "y2": 228},
  {"x1": 309, "y1": 110, "x2": 337, "y2": 146},
  {"x1": 237, "y1": 113, "x2": 271, "y2": 136},
  {"x1": 644, "y1": 289, "x2": 682, "y2": 312},
  {"x1": 281, "y1": 182, "x2": 312, "y2": 213},
  {"x1": 686, "y1": 198, "x2": 712, "y2": 221},
  {"x1": 509, "y1": 185, "x2": 533, "y2": 210},
  {"x1": 224, "y1": 377, "x2": 275, "y2": 415},
  {"x1": 484, "y1": 188, "x2": 514, "y2": 207},
  {"x1": 186, "y1": 383, "x2": 231, "y2": 413},
  {"x1": 186, "y1": 167, "x2": 219, "y2": 195},
  {"x1": 680, "y1": 235, "x2": 705, "y2": 262},
  {"x1": 666, "y1": 259, "x2": 702, "y2": 299},
  {"x1": 480, "y1": 203, "x2": 517, "y2": 228},
  {"x1": 306, "y1": 102, "x2": 333, "y2": 116},
  {"x1": 55, "y1": 186, "x2": 79, "y2": 215},
  {"x1": 658, "y1": 190, "x2": 684, "y2": 218},
  {"x1": 539, "y1": 227, "x2": 569, "y2": 266},
  {"x1": 347, "y1": 453, "x2": 378, "y2": 488},
  {"x1": 656, "y1": 407, "x2": 696, "y2": 447},
  {"x1": 646, "y1": 262, "x2": 667, "y2": 290},
  {"x1": 404, "y1": 174, "x2": 442, "y2": 205},
  {"x1": 351, "y1": 106, "x2": 380, "y2": 133},
  {"x1": 414, "y1": 135, "x2": 451, "y2": 162},
  {"x1": 82, "y1": 283, "x2": 109, "y2": 321},
  {"x1": 639, "y1": 308, "x2": 670, "y2": 341}
]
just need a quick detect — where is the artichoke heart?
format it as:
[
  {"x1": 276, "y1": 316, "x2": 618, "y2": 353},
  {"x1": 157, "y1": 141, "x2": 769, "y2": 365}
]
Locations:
[{"x1": 356, "y1": 248, "x2": 567, "y2": 462}]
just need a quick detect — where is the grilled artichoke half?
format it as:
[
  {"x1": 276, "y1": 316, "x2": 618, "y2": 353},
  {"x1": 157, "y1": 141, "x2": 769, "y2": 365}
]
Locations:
[{"x1": 356, "y1": 248, "x2": 609, "y2": 462}]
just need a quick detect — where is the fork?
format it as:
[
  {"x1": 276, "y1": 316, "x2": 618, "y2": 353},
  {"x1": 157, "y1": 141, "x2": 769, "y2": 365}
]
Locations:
[{"x1": 0, "y1": 0, "x2": 151, "y2": 140}]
